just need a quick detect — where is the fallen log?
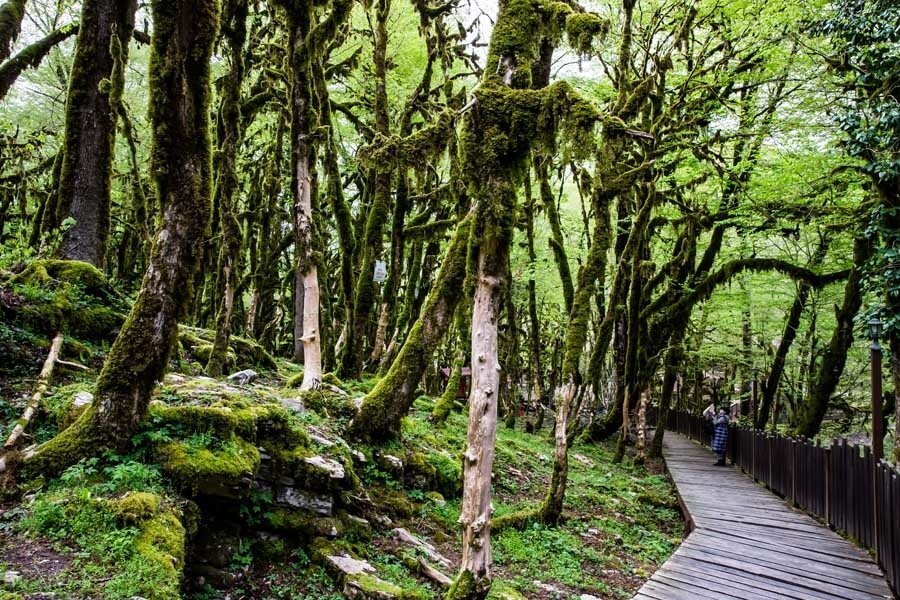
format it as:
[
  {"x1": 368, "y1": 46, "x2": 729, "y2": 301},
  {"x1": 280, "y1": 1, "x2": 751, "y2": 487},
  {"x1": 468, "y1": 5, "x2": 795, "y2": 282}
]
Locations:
[{"x1": 4, "y1": 331, "x2": 64, "y2": 450}]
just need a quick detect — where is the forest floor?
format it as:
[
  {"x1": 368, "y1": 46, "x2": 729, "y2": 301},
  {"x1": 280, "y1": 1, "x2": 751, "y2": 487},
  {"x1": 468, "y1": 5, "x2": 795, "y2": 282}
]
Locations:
[{"x1": 0, "y1": 275, "x2": 682, "y2": 600}]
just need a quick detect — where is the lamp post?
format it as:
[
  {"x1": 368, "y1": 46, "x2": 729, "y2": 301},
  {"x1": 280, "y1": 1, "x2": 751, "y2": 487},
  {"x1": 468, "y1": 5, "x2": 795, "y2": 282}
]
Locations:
[{"x1": 870, "y1": 317, "x2": 884, "y2": 462}]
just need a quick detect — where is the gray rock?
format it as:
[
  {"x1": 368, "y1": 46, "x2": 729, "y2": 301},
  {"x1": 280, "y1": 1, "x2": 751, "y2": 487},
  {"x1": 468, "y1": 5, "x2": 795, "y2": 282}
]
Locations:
[
  {"x1": 281, "y1": 397, "x2": 306, "y2": 413},
  {"x1": 227, "y1": 369, "x2": 258, "y2": 385},
  {"x1": 309, "y1": 431, "x2": 336, "y2": 447},
  {"x1": 305, "y1": 455, "x2": 346, "y2": 480},
  {"x1": 380, "y1": 454, "x2": 403, "y2": 472},
  {"x1": 3, "y1": 570, "x2": 21, "y2": 586},
  {"x1": 327, "y1": 554, "x2": 375, "y2": 576},
  {"x1": 274, "y1": 487, "x2": 333, "y2": 515},
  {"x1": 72, "y1": 391, "x2": 93, "y2": 407}
]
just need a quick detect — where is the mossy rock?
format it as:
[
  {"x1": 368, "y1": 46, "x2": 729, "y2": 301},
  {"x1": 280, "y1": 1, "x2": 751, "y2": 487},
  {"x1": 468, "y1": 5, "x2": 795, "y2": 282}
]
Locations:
[
  {"x1": 178, "y1": 326, "x2": 277, "y2": 371},
  {"x1": 403, "y1": 450, "x2": 461, "y2": 498},
  {"x1": 297, "y1": 388, "x2": 358, "y2": 420},
  {"x1": 147, "y1": 398, "x2": 310, "y2": 449},
  {"x1": 41, "y1": 383, "x2": 93, "y2": 428},
  {"x1": 5, "y1": 260, "x2": 124, "y2": 340},
  {"x1": 110, "y1": 491, "x2": 163, "y2": 523},
  {"x1": 263, "y1": 508, "x2": 340, "y2": 539},
  {"x1": 286, "y1": 370, "x2": 305, "y2": 388},
  {"x1": 114, "y1": 506, "x2": 186, "y2": 599},
  {"x1": 11, "y1": 259, "x2": 110, "y2": 296},
  {"x1": 486, "y1": 581, "x2": 527, "y2": 600},
  {"x1": 154, "y1": 437, "x2": 259, "y2": 497},
  {"x1": 367, "y1": 486, "x2": 416, "y2": 519}
]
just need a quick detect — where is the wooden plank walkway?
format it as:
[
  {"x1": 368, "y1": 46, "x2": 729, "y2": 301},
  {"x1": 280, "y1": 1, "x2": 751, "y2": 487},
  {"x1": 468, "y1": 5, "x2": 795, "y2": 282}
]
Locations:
[{"x1": 633, "y1": 432, "x2": 895, "y2": 600}]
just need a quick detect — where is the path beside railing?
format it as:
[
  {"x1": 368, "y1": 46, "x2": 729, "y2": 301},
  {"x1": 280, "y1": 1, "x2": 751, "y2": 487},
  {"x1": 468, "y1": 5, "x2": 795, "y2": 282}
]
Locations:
[{"x1": 633, "y1": 432, "x2": 894, "y2": 599}]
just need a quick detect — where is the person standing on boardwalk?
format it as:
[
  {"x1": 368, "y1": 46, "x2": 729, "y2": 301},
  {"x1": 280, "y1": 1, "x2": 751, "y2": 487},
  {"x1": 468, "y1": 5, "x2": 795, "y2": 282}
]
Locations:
[{"x1": 711, "y1": 408, "x2": 729, "y2": 466}]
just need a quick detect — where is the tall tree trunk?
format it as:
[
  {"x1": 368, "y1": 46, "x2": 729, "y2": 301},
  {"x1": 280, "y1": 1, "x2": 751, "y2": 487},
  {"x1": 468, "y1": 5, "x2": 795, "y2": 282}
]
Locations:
[
  {"x1": 756, "y1": 236, "x2": 829, "y2": 428},
  {"x1": 341, "y1": 0, "x2": 392, "y2": 379},
  {"x1": 53, "y1": 0, "x2": 136, "y2": 268},
  {"x1": 536, "y1": 158, "x2": 574, "y2": 314},
  {"x1": 540, "y1": 209, "x2": 611, "y2": 524},
  {"x1": 207, "y1": 0, "x2": 248, "y2": 377},
  {"x1": 795, "y1": 236, "x2": 872, "y2": 437},
  {"x1": 450, "y1": 181, "x2": 512, "y2": 599},
  {"x1": 24, "y1": 0, "x2": 219, "y2": 475},
  {"x1": 524, "y1": 178, "x2": 546, "y2": 428}
]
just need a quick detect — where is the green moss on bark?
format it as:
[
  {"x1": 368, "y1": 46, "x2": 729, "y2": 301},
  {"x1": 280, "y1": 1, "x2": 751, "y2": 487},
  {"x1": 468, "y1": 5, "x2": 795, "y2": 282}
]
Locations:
[{"x1": 348, "y1": 215, "x2": 474, "y2": 442}]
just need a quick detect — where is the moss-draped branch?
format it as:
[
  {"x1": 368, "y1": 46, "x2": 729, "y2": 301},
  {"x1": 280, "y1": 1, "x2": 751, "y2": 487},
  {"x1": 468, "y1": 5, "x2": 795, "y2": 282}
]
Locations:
[{"x1": 651, "y1": 258, "x2": 850, "y2": 322}]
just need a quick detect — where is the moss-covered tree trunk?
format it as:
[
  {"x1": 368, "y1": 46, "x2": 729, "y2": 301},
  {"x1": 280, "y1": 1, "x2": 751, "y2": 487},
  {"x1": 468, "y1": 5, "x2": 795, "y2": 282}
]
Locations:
[
  {"x1": 349, "y1": 214, "x2": 472, "y2": 441},
  {"x1": 756, "y1": 236, "x2": 828, "y2": 428},
  {"x1": 540, "y1": 210, "x2": 610, "y2": 523},
  {"x1": 52, "y1": 0, "x2": 136, "y2": 268},
  {"x1": 535, "y1": 159, "x2": 574, "y2": 314},
  {"x1": 0, "y1": 0, "x2": 28, "y2": 62},
  {"x1": 207, "y1": 0, "x2": 248, "y2": 377},
  {"x1": 24, "y1": 0, "x2": 219, "y2": 475},
  {"x1": 340, "y1": 0, "x2": 392, "y2": 379},
  {"x1": 524, "y1": 178, "x2": 547, "y2": 428},
  {"x1": 795, "y1": 236, "x2": 871, "y2": 437}
]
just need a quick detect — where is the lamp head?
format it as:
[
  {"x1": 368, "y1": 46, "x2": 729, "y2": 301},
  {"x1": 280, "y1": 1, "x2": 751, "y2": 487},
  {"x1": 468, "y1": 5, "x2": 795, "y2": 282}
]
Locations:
[{"x1": 869, "y1": 317, "x2": 883, "y2": 341}]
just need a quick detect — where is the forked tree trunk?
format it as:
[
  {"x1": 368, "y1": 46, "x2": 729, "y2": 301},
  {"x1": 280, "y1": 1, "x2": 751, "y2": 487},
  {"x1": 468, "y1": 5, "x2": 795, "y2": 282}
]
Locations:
[
  {"x1": 23, "y1": 0, "x2": 219, "y2": 476},
  {"x1": 795, "y1": 236, "x2": 871, "y2": 437},
  {"x1": 756, "y1": 236, "x2": 829, "y2": 428},
  {"x1": 53, "y1": 0, "x2": 136, "y2": 267}
]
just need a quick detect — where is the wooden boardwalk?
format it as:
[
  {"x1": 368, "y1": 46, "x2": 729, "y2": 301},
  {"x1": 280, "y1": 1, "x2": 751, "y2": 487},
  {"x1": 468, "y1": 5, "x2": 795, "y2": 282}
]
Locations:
[{"x1": 634, "y1": 432, "x2": 894, "y2": 600}]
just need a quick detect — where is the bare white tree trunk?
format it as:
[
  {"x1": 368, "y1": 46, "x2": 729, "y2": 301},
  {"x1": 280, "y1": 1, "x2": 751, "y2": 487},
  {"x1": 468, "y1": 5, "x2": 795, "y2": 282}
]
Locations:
[
  {"x1": 296, "y1": 154, "x2": 321, "y2": 391},
  {"x1": 455, "y1": 248, "x2": 503, "y2": 597},
  {"x1": 370, "y1": 304, "x2": 390, "y2": 363},
  {"x1": 636, "y1": 388, "x2": 648, "y2": 461}
]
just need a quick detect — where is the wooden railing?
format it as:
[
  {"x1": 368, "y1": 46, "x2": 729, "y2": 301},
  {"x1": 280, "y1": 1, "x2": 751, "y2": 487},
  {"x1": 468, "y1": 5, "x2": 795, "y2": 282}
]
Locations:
[{"x1": 667, "y1": 410, "x2": 900, "y2": 596}]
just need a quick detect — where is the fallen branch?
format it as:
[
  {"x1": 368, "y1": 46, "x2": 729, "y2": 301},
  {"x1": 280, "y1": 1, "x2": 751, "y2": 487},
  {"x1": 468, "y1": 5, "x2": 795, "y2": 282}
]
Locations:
[
  {"x1": 4, "y1": 332, "x2": 63, "y2": 450},
  {"x1": 55, "y1": 358, "x2": 88, "y2": 371},
  {"x1": 417, "y1": 557, "x2": 452, "y2": 587}
]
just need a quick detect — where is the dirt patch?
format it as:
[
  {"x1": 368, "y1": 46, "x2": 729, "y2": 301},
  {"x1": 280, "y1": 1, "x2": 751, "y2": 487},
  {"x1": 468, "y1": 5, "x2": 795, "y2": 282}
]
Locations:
[{"x1": 0, "y1": 530, "x2": 72, "y2": 580}]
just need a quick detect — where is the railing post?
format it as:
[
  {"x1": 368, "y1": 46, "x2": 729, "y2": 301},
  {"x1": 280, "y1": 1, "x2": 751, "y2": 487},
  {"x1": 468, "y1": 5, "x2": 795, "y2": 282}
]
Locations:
[
  {"x1": 824, "y1": 445, "x2": 832, "y2": 528},
  {"x1": 791, "y1": 438, "x2": 797, "y2": 507}
]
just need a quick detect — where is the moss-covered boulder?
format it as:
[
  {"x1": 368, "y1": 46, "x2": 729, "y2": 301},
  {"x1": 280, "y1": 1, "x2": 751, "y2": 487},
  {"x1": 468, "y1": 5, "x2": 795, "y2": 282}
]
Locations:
[
  {"x1": 178, "y1": 326, "x2": 277, "y2": 372},
  {"x1": 403, "y1": 450, "x2": 461, "y2": 497},
  {"x1": 3, "y1": 259, "x2": 124, "y2": 340},
  {"x1": 154, "y1": 437, "x2": 260, "y2": 497}
]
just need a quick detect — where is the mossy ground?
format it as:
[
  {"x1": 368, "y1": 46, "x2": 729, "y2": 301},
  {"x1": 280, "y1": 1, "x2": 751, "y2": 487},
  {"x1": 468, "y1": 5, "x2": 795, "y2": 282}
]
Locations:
[{"x1": 1, "y1": 326, "x2": 679, "y2": 600}]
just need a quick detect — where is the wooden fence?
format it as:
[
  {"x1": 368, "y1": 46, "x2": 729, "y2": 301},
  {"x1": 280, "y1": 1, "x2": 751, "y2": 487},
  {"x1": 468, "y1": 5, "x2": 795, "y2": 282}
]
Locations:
[{"x1": 667, "y1": 410, "x2": 900, "y2": 596}]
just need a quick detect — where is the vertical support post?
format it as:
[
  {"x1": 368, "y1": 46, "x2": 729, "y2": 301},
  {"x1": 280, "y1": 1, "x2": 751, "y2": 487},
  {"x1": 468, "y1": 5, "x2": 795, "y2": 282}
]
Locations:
[
  {"x1": 872, "y1": 341, "x2": 884, "y2": 462},
  {"x1": 824, "y1": 446, "x2": 832, "y2": 528}
]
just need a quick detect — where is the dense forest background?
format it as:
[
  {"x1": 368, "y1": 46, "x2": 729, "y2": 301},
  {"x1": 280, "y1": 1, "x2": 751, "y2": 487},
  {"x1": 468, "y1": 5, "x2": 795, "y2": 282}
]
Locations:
[{"x1": 0, "y1": 0, "x2": 898, "y2": 597}]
